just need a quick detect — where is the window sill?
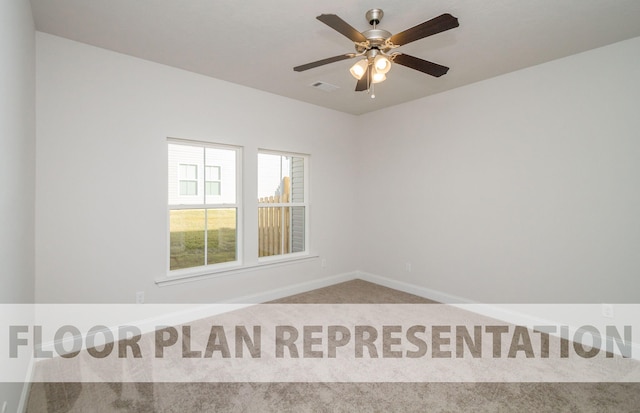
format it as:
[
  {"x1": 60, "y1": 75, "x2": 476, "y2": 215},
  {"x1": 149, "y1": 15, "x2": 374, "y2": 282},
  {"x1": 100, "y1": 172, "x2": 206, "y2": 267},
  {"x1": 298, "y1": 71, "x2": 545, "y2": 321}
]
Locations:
[{"x1": 155, "y1": 254, "x2": 319, "y2": 287}]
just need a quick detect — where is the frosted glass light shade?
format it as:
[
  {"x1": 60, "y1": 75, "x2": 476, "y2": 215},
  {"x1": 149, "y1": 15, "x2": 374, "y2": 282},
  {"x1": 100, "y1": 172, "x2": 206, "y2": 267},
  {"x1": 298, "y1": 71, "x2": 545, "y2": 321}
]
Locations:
[
  {"x1": 349, "y1": 60, "x2": 368, "y2": 80},
  {"x1": 371, "y1": 70, "x2": 386, "y2": 84},
  {"x1": 374, "y1": 55, "x2": 391, "y2": 74}
]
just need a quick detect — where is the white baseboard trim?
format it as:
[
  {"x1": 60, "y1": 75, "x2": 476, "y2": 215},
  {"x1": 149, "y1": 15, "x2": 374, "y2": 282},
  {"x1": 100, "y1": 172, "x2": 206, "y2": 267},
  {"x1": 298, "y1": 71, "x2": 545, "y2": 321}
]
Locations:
[
  {"x1": 355, "y1": 271, "x2": 640, "y2": 360},
  {"x1": 222, "y1": 271, "x2": 358, "y2": 304},
  {"x1": 36, "y1": 271, "x2": 360, "y2": 359},
  {"x1": 355, "y1": 271, "x2": 472, "y2": 304},
  {"x1": 121, "y1": 271, "x2": 359, "y2": 336},
  {"x1": 29, "y1": 270, "x2": 640, "y2": 374}
]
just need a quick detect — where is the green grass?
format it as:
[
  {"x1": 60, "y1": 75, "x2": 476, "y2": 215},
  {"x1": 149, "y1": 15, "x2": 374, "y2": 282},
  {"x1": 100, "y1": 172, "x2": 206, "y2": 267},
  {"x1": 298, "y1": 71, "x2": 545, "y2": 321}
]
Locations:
[{"x1": 170, "y1": 209, "x2": 237, "y2": 270}]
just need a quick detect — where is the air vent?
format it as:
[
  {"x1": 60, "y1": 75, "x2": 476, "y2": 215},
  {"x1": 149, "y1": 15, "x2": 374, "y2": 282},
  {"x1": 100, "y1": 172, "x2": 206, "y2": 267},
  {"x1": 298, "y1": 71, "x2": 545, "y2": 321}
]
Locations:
[{"x1": 310, "y1": 81, "x2": 340, "y2": 92}]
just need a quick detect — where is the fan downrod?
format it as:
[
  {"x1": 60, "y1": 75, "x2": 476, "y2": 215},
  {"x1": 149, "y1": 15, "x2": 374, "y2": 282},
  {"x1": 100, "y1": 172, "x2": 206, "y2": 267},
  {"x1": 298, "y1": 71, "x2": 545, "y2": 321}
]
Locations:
[{"x1": 365, "y1": 9, "x2": 384, "y2": 26}]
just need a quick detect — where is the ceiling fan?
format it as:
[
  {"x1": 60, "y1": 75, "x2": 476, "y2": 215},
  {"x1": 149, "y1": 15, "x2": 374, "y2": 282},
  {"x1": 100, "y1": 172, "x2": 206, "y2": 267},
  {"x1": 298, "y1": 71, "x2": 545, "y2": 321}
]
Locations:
[{"x1": 294, "y1": 9, "x2": 459, "y2": 97}]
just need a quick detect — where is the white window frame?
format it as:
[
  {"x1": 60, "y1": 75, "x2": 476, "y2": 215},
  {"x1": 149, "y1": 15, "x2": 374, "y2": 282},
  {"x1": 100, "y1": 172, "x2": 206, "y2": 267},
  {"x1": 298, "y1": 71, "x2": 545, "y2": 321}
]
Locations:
[
  {"x1": 157, "y1": 142, "x2": 317, "y2": 287},
  {"x1": 167, "y1": 138, "x2": 243, "y2": 277},
  {"x1": 257, "y1": 149, "x2": 310, "y2": 263}
]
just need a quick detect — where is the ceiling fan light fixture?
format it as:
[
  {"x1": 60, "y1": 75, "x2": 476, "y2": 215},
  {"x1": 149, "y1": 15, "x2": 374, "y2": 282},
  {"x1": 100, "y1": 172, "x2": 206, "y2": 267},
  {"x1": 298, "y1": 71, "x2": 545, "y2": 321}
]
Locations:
[
  {"x1": 349, "y1": 59, "x2": 368, "y2": 80},
  {"x1": 294, "y1": 9, "x2": 459, "y2": 97},
  {"x1": 373, "y1": 54, "x2": 391, "y2": 74},
  {"x1": 371, "y1": 68, "x2": 386, "y2": 84}
]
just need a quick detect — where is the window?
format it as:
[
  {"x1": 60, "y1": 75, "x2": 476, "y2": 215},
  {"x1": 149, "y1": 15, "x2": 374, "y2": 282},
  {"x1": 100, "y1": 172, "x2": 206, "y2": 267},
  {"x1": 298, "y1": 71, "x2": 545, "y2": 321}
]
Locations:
[
  {"x1": 164, "y1": 141, "x2": 311, "y2": 283},
  {"x1": 179, "y1": 164, "x2": 198, "y2": 196},
  {"x1": 258, "y1": 151, "x2": 308, "y2": 258},
  {"x1": 205, "y1": 166, "x2": 221, "y2": 196},
  {"x1": 168, "y1": 140, "x2": 241, "y2": 272}
]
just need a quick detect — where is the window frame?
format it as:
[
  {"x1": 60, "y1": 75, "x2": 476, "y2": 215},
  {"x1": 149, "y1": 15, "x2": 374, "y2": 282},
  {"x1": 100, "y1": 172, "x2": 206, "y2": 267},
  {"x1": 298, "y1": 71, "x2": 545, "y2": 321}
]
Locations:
[
  {"x1": 257, "y1": 149, "x2": 310, "y2": 263},
  {"x1": 167, "y1": 138, "x2": 243, "y2": 277},
  {"x1": 159, "y1": 141, "x2": 316, "y2": 287}
]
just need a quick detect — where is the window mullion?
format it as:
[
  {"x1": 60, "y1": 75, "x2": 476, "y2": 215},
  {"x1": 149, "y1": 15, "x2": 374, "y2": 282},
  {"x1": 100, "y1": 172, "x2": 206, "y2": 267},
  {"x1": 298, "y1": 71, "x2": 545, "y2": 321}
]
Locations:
[
  {"x1": 203, "y1": 149, "x2": 207, "y2": 266},
  {"x1": 280, "y1": 206, "x2": 285, "y2": 255},
  {"x1": 204, "y1": 209, "x2": 208, "y2": 266}
]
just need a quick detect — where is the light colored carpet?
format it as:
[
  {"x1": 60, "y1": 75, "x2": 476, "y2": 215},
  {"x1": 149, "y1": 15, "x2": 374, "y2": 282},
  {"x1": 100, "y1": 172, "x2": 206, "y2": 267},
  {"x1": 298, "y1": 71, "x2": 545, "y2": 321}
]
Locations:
[{"x1": 26, "y1": 279, "x2": 640, "y2": 412}]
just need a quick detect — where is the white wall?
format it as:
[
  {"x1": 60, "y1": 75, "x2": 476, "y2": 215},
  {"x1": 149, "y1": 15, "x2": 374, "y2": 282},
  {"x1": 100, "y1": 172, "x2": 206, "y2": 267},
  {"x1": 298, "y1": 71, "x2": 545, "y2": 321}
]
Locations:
[
  {"x1": 1, "y1": 0, "x2": 36, "y2": 303},
  {"x1": 35, "y1": 33, "x2": 359, "y2": 303},
  {"x1": 0, "y1": 0, "x2": 36, "y2": 410},
  {"x1": 356, "y1": 37, "x2": 640, "y2": 303},
  {"x1": 35, "y1": 29, "x2": 640, "y2": 306}
]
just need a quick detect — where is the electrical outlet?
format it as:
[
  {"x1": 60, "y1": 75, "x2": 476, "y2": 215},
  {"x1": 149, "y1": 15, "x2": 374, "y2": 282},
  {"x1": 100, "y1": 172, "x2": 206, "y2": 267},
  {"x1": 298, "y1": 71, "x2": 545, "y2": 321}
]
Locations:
[
  {"x1": 136, "y1": 291, "x2": 145, "y2": 304},
  {"x1": 405, "y1": 262, "x2": 412, "y2": 272},
  {"x1": 2, "y1": 400, "x2": 8, "y2": 413},
  {"x1": 321, "y1": 258, "x2": 327, "y2": 268},
  {"x1": 602, "y1": 303, "x2": 614, "y2": 318}
]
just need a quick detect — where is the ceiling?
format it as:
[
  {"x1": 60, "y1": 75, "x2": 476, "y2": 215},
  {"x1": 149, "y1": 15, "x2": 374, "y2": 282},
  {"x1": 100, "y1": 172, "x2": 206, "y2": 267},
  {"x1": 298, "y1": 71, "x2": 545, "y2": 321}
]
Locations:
[{"x1": 29, "y1": 0, "x2": 640, "y2": 115}]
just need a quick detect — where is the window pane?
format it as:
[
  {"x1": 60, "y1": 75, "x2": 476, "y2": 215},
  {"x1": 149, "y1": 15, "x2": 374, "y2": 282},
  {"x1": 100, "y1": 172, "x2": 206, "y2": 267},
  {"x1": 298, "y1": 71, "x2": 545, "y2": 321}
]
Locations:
[
  {"x1": 258, "y1": 153, "x2": 292, "y2": 201},
  {"x1": 180, "y1": 181, "x2": 197, "y2": 196},
  {"x1": 169, "y1": 141, "x2": 241, "y2": 273},
  {"x1": 170, "y1": 144, "x2": 236, "y2": 206},
  {"x1": 207, "y1": 208, "x2": 237, "y2": 265},
  {"x1": 205, "y1": 148, "x2": 236, "y2": 205},
  {"x1": 181, "y1": 164, "x2": 197, "y2": 180},
  {"x1": 290, "y1": 206, "x2": 305, "y2": 253},
  {"x1": 206, "y1": 181, "x2": 221, "y2": 196},
  {"x1": 170, "y1": 209, "x2": 205, "y2": 270},
  {"x1": 258, "y1": 206, "x2": 283, "y2": 257},
  {"x1": 290, "y1": 156, "x2": 304, "y2": 202},
  {"x1": 258, "y1": 154, "x2": 305, "y2": 204},
  {"x1": 169, "y1": 145, "x2": 204, "y2": 205},
  {"x1": 206, "y1": 166, "x2": 220, "y2": 181},
  {"x1": 188, "y1": 181, "x2": 197, "y2": 195},
  {"x1": 258, "y1": 206, "x2": 305, "y2": 257},
  {"x1": 258, "y1": 152, "x2": 307, "y2": 258}
]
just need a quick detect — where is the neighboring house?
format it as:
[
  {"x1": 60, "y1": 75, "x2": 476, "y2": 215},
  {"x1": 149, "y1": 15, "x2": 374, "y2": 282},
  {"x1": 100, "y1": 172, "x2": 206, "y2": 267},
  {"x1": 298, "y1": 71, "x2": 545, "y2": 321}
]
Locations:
[{"x1": 168, "y1": 143, "x2": 236, "y2": 206}]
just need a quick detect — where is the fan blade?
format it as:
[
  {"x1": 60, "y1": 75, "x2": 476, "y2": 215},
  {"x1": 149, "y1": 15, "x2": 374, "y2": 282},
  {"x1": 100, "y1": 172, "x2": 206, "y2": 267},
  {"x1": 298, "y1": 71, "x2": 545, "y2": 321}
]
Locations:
[
  {"x1": 393, "y1": 54, "x2": 450, "y2": 77},
  {"x1": 293, "y1": 54, "x2": 354, "y2": 72},
  {"x1": 355, "y1": 66, "x2": 370, "y2": 91},
  {"x1": 389, "y1": 13, "x2": 459, "y2": 46},
  {"x1": 317, "y1": 14, "x2": 368, "y2": 43}
]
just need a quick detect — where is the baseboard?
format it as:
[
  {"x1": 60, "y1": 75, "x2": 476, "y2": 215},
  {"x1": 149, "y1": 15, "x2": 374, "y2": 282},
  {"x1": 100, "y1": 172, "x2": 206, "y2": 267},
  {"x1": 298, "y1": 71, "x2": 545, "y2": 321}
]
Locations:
[
  {"x1": 355, "y1": 271, "x2": 640, "y2": 360},
  {"x1": 222, "y1": 271, "x2": 358, "y2": 304},
  {"x1": 355, "y1": 271, "x2": 472, "y2": 304},
  {"x1": 36, "y1": 271, "x2": 360, "y2": 359},
  {"x1": 116, "y1": 271, "x2": 359, "y2": 336},
  {"x1": 29, "y1": 271, "x2": 640, "y2": 374}
]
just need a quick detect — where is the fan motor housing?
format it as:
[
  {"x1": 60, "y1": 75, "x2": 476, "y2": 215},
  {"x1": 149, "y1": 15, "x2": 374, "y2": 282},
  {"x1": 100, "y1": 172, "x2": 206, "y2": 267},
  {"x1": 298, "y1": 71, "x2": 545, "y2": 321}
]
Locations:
[
  {"x1": 355, "y1": 28, "x2": 392, "y2": 53},
  {"x1": 358, "y1": 10, "x2": 392, "y2": 52},
  {"x1": 364, "y1": 29, "x2": 391, "y2": 44}
]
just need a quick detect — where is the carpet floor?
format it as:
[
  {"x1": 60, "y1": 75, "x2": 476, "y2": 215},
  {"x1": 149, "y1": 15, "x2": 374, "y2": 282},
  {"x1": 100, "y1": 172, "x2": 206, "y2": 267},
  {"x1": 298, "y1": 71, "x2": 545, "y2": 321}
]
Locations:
[{"x1": 26, "y1": 279, "x2": 640, "y2": 412}]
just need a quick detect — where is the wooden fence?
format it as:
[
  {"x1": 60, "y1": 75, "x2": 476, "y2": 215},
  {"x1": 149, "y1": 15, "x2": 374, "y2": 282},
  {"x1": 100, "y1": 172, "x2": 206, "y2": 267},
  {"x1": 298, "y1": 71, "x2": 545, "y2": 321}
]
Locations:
[{"x1": 258, "y1": 177, "x2": 290, "y2": 257}]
